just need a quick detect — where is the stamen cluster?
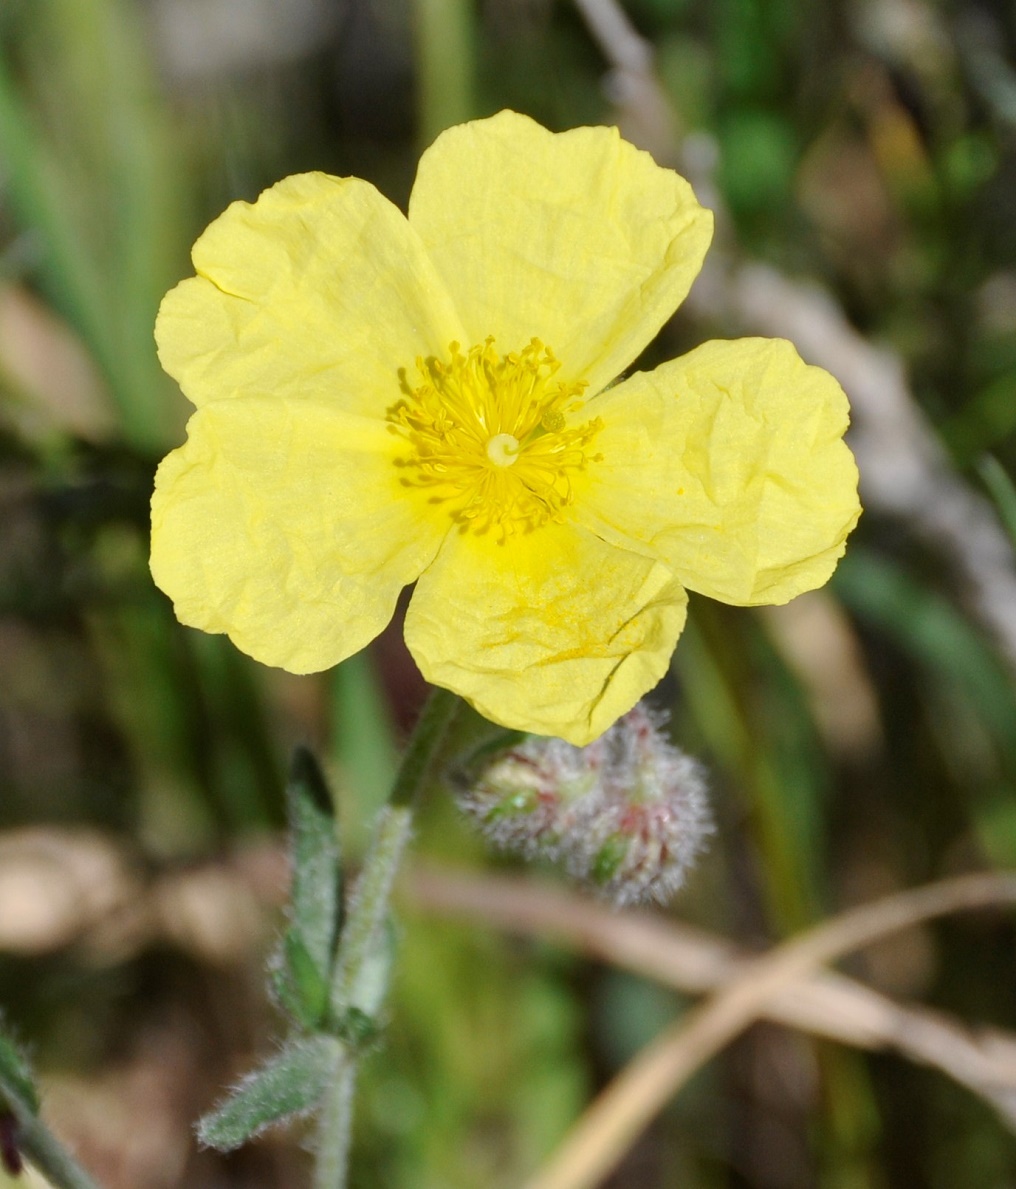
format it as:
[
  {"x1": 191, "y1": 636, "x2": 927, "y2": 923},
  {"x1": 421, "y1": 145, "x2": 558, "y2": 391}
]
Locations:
[
  {"x1": 454, "y1": 704, "x2": 712, "y2": 906},
  {"x1": 388, "y1": 338, "x2": 601, "y2": 538}
]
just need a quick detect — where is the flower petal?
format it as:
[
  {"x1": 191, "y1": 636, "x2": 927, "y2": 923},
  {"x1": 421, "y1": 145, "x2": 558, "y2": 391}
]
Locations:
[
  {"x1": 404, "y1": 524, "x2": 688, "y2": 744},
  {"x1": 407, "y1": 110, "x2": 713, "y2": 395},
  {"x1": 156, "y1": 172, "x2": 466, "y2": 415},
  {"x1": 150, "y1": 396, "x2": 445, "y2": 673},
  {"x1": 578, "y1": 338, "x2": 861, "y2": 605}
]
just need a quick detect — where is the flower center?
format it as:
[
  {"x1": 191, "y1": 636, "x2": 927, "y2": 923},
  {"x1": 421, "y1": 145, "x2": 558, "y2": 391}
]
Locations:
[
  {"x1": 486, "y1": 433, "x2": 520, "y2": 467},
  {"x1": 387, "y1": 338, "x2": 602, "y2": 538}
]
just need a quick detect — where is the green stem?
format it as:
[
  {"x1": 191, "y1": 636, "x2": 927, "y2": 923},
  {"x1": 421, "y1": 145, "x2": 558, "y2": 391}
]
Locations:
[
  {"x1": 315, "y1": 686, "x2": 461, "y2": 1188},
  {"x1": 4, "y1": 1094, "x2": 104, "y2": 1189},
  {"x1": 312, "y1": 1052, "x2": 356, "y2": 1189},
  {"x1": 329, "y1": 802, "x2": 413, "y2": 1009},
  {"x1": 331, "y1": 687, "x2": 459, "y2": 1001},
  {"x1": 388, "y1": 687, "x2": 462, "y2": 810}
]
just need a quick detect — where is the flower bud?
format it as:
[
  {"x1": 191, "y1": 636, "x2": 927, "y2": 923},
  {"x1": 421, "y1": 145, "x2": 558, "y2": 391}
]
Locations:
[
  {"x1": 452, "y1": 735, "x2": 597, "y2": 860},
  {"x1": 454, "y1": 704, "x2": 711, "y2": 905}
]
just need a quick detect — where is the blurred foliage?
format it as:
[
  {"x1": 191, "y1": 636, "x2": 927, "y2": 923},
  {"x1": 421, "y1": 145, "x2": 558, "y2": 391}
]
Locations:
[{"x1": 0, "y1": 0, "x2": 1015, "y2": 1185}]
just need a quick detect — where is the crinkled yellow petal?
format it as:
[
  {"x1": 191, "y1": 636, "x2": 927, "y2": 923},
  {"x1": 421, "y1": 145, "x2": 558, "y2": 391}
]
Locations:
[
  {"x1": 150, "y1": 396, "x2": 445, "y2": 673},
  {"x1": 404, "y1": 524, "x2": 688, "y2": 744},
  {"x1": 577, "y1": 338, "x2": 861, "y2": 605},
  {"x1": 407, "y1": 110, "x2": 713, "y2": 396},
  {"x1": 156, "y1": 172, "x2": 465, "y2": 415}
]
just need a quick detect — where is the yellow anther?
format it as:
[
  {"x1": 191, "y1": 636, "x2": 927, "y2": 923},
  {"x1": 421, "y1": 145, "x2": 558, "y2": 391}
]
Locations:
[{"x1": 387, "y1": 338, "x2": 598, "y2": 536}]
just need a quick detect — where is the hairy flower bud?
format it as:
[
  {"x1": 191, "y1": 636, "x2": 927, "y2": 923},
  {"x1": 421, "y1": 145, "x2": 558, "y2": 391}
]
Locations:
[{"x1": 454, "y1": 704, "x2": 711, "y2": 906}]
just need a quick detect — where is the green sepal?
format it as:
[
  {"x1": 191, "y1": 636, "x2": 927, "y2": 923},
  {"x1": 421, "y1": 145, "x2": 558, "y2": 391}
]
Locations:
[
  {"x1": 196, "y1": 1037, "x2": 341, "y2": 1152},
  {"x1": 447, "y1": 728, "x2": 528, "y2": 789}
]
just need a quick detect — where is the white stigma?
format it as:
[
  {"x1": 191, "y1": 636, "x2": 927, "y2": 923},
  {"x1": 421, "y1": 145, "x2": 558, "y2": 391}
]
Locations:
[{"x1": 486, "y1": 433, "x2": 520, "y2": 467}]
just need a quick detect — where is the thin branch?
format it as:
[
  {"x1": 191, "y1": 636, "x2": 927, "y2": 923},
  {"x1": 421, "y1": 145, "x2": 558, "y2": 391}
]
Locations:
[
  {"x1": 409, "y1": 867, "x2": 1016, "y2": 1123},
  {"x1": 570, "y1": 0, "x2": 678, "y2": 165},
  {"x1": 7, "y1": 832, "x2": 1016, "y2": 1175},
  {"x1": 522, "y1": 871, "x2": 1016, "y2": 1189}
]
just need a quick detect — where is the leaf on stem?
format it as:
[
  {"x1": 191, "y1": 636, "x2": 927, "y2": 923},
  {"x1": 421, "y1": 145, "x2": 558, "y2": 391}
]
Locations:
[
  {"x1": 0, "y1": 1025, "x2": 39, "y2": 1115},
  {"x1": 274, "y1": 747, "x2": 344, "y2": 1029},
  {"x1": 197, "y1": 1036, "x2": 342, "y2": 1152}
]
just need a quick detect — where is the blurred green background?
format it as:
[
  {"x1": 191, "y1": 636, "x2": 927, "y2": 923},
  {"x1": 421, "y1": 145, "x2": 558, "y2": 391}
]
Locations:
[{"x1": 1, "y1": 0, "x2": 1015, "y2": 1185}]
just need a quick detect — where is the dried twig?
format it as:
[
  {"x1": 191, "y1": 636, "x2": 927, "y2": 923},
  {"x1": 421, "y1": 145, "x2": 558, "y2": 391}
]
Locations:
[
  {"x1": 570, "y1": 0, "x2": 677, "y2": 164},
  {"x1": 4, "y1": 828, "x2": 1016, "y2": 1136},
  {"x1": 521, "y1": 871, "x2": 1016, "y2": 1189},
  {"x1": 409, "y1": 867, "x2": 1016, "y2": 1127},
  {"x1": 4, "y1": 830, "x2": 1016, "y2": 1183}
]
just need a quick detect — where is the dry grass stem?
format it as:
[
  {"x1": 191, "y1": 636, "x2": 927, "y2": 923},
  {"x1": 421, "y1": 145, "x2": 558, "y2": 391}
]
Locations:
[
  {"x1": 408, "y1": 865, "x2": 1016, "y2": 1126},
  {"x1": 570, "y1": 0, "x2": 678, "y2": 164},
  {"x1": 5, "y1": 831, "x2": 1016, "y2": 1189},
  {"x1": 516, "y1": 871, "x2": 1016, "y2": 1189}
]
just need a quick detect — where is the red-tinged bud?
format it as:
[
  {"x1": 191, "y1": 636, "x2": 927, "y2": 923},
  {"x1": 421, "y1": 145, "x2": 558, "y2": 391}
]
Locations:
[
  {"x1": 453, "y1": 735, "x2": 601, "y2": 859},
  {"x1": 454, "y1": 704, "x2": 711, "y2": 905}
]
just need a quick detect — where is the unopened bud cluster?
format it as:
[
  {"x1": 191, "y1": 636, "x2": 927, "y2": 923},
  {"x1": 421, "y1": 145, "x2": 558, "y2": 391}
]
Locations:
[{"x1": 455, "y1": 704, "x2": 711, "y2": 906}]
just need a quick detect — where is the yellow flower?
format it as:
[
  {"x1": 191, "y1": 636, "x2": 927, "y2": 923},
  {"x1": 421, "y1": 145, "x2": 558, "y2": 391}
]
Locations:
[{"x1": 151, "y1": 110, "x2": 860, "y2": 745}]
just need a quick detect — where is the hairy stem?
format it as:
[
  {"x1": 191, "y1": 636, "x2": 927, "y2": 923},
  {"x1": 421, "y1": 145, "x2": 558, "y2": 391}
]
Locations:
[
  {"x1": 312, "y1": 1050, "x2": 356, "y2": 1189},
  {"x1": 315, "y1": 686, "x2": 461, "y2": 1188},
  {"x1": 4, "y1": 1095, "x2": 104, "y2": 1189}
]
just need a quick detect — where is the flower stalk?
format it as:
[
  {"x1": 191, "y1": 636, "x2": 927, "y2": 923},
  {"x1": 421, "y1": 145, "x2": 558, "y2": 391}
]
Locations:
[
  {"x1": 194, "y1": 686, "x2": 461, "y2": 1187},
  {"x1": 314, "y1": 685, "x2": 461, "y2": 1188},
  {"x1": 0, "y1": 1022, "x2": 103, "y2": 1189},
  {"x1": 312, "y1": 1050, "x2": 356, "y2": 1189}
]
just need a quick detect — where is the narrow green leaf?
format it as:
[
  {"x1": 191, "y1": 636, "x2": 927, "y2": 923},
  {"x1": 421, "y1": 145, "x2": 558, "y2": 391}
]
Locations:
[
  {"x1": 835, "y1": 548, "x2": 1016, "y2": 767},
  {"x1": 328, "y1": 920, "x2": 395, "y2": 1046},
  {"x1": 197, "y1": 1037, "x2": 341, "y2": 1152},
  {"x1": 282, "y1": 746, "x2": 343, "y2": 1026},
  {"x1": 346, "y1": 919, "x2": 396, "y2": 1020},
  {"x1": 0, "y1": 0, "x2": 185, "y2": 449},
  {"x1": 978, "y1": 455, "x2": 1016, "y2": 548},
  {"x1": 321, "y1": 922, "x2": 394, "y2": 1046}
]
